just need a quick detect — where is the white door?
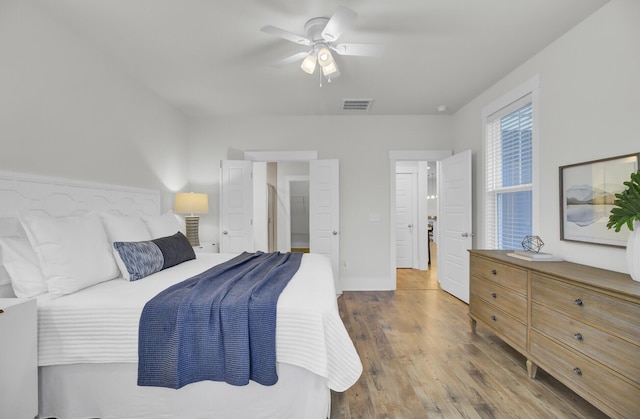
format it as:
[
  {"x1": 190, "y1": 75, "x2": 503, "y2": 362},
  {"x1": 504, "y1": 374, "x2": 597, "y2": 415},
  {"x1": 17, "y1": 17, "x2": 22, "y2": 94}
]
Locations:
[
  {"x1": 220, "y1": 160, "x2": 253, "y2": 253},
  {"x1": 438, "y1": 150, "x2": 472, "y2": 303},
  {"x1": 310, "y1": 159, "x2": 341, "y2": 294},
  {"x1": 395, "y1": 173, "x2": 413, "y2": 268}
]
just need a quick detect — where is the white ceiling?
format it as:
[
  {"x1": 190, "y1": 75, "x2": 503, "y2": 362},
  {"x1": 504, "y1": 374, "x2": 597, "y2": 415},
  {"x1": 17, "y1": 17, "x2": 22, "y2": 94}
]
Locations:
[{"x1": 35, "y1": 0, "x2": 608, "y2": 117}]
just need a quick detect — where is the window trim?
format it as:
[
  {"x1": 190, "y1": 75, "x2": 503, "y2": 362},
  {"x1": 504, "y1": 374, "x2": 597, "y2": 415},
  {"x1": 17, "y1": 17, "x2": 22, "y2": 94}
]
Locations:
[{"x1": 482, "y1": 75, "x2": 540, "y2": 249}]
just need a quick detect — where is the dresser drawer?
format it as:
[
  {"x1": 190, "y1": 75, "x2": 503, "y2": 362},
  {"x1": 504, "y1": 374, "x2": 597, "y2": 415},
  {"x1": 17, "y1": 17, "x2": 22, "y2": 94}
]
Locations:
[
  {"x1": 471, "y1": 276, "x2": 527, "y2": 322},
  {"x1": 532, "y1": 273, "x2": 640, "y2": 345},
  {"x1": 531, "y1": 302, "x2": 640, "y2": 385},
  {"x1": 470, "y1": 295, "x2": 526, "y2": 351},
  {"x1": 530, "y1": 331, "x2": 640, "y2": 418},
  {"x1": 470, "y1": 255, "x2": 527, "y2": 294}
]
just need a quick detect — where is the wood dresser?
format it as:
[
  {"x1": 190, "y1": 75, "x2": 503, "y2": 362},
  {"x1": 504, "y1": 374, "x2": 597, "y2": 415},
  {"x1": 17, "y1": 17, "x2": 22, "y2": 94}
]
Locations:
[{"x1": 468, "y1": 250, "x2": 640, "y2": 418}]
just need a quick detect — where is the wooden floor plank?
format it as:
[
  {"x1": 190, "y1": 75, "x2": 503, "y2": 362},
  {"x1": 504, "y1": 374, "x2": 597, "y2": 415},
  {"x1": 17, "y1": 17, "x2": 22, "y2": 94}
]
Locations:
[{"x1": 331, "y1": 247, "x2": 607, "y2": 418}]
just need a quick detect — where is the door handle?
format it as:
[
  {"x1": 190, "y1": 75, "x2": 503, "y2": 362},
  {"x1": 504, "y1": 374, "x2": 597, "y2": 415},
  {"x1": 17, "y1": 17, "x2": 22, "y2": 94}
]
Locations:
[
  {"x1": 408, "y1": 224, "x2": 413, "y2": 228},
  {"x1": 223, "y1": 230, "x2": 228, "y2": 235},
  {"x1": 333, "y1": 231, "x2": 338, "y2": 235},
  {"x1": 461, "y1": 232, "x2": 475, "y2": 237}
]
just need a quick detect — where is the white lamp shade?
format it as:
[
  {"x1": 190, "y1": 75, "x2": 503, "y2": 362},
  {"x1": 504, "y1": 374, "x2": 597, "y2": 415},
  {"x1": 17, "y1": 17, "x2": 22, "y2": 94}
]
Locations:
[
  {"x1": 317, "y1": 48, "x2": 332, "y2": 66},
  {"x1": 300, "y1": 54, "x2": 317, "y2": 74},
  {"x1": 321, "y1": 60, "x2": 338, "y2": 76},
  {"x1": 174, "y1": 192, "x2": 209, "y2": 215},
  {"x1": 317, "y1": 47, "x2": 338, "y2": 76}
]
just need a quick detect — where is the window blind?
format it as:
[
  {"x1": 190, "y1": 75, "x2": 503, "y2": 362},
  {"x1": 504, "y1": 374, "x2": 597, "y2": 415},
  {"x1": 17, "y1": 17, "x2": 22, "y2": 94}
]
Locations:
[{"x1": 486, "y1": 95, "x2": 533, "y2": 250}]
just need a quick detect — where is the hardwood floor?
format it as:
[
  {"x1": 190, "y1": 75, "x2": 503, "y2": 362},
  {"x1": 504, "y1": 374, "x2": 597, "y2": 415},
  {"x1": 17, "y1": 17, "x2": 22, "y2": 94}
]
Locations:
[
  {"x1": 330, "y1": 244, "x2": 607, "y2": 418},
  {"x1": 396, "y1": 242, "x2": 439, "y2": 291}
]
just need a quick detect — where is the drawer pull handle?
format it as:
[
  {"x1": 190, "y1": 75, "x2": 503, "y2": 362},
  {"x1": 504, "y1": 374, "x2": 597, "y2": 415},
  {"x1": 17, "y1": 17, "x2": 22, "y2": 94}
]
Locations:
[
  {"x1": 573, "y1": 367, "x2": 582, "y2": 376},
  {"x1": 491, "y1": 292, "x2": 497, "y2": 298},
  {"x1": 490, "y1": 315, "x2": 497, "y2": 321},
  {"x1": 574, "y1": 298, "x2": 583, "y2": 306},
  {"x1": 491, "y1": 269, "x2": 497, "y2": 275},
  {"x1": 574, "y1": 333, "x2": 584, "y2": 341}
]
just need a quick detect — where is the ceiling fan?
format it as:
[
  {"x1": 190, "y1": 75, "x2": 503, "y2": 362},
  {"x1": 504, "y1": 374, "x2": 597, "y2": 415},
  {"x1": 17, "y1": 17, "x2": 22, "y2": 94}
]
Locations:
[{"x1": 260, "y1": 6, "x2": 383, "y2": 82}]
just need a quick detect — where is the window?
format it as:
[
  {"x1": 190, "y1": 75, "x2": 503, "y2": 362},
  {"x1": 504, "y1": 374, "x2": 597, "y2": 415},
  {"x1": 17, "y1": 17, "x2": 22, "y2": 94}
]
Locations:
[{"x1": 485, "y1": 94, "x2": 535, "y2": 250}]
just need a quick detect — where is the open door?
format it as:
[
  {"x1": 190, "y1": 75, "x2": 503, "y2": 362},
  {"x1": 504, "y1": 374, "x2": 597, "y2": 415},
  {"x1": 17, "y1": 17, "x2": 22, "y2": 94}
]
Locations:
[
  {"x1": 220, "y1": 160, "x2": 253, "y2": 253},
  {"x1": 309, "y1": 159, "x2": 341, "y2": 294},
  {"x1": 438, "y1": 150, "x2": 472, "y2": 303}
]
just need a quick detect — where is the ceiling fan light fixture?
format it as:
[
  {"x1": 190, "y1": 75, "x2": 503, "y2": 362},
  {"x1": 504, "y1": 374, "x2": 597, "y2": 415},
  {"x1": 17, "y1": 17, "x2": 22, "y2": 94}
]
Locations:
[
  {"x1": 300, "y1": 54, "x2": 317, "y2": 74},
  {"x1": 321, "y1": 60, "x2": 338, "y2": 76},
  {"x1": 316, "y1": 47, "x2": 338, "y2": 76},
  {"x1": 317, "y1": 47, "x2": 333, "y2": 66}
]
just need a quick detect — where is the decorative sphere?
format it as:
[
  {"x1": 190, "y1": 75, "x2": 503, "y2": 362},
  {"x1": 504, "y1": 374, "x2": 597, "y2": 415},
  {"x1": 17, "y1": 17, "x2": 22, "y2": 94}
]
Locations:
[{"x1": 522, "y1": 235, "x2": 544, "y2": 253}]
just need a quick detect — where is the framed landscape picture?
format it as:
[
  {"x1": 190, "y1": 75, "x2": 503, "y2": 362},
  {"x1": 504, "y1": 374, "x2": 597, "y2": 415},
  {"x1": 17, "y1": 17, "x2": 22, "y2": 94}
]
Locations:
[{"x1": 560, "y1": 152, "x2": 639, "y2": 247}]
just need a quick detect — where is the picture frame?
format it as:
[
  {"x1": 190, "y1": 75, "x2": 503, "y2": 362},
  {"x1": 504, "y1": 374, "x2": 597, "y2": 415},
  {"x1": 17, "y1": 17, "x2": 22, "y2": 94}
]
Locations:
[{"x1": 560, "y1": 152, "x2": 639, "y2": 247}]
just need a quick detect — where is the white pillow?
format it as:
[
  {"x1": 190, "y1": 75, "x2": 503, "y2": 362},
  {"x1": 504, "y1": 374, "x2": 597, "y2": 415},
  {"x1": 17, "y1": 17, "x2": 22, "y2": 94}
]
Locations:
[
  {"x1": 0, "y1": 236, "x2": 48, "y2": 298},
  {"x1": 100, "y1": 213, "x2": 153, "y2": 279},
  {"x1": 20, "y1": 212, "x2": 120, "y2": 298},
  {"x1": 141, "y1": 211, "x2": 183, "y2": 239},
  {"x1": 100, "y1": 213, "x2": 152, "y2": 243}
]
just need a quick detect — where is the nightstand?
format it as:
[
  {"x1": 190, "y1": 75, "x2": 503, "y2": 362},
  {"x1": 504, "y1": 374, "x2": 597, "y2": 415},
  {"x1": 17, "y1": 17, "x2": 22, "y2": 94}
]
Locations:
[
  {"x1": 0, "y1": 298, "x2": 38, "y2": 419},
  {"x1": 193, "y1": 241, "x2": 218, "y2": 254}
]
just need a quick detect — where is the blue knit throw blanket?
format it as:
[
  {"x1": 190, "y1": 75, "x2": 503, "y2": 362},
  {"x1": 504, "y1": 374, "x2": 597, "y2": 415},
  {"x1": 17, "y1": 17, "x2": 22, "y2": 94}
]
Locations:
[{"x1": 137, "y1": 251, "x2": 303, "y2": 389}]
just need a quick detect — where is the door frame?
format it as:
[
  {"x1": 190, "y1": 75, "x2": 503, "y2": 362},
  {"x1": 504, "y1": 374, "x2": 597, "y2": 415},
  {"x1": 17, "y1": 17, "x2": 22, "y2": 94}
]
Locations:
[{"x1": 389, "y1": 150, "x2": 452, "y2": 287}]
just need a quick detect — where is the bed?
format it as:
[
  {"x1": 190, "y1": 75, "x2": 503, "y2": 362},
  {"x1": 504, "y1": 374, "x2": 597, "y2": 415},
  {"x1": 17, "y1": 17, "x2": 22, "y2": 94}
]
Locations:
[{"x1": 0, "y1": 171, "x2": 362, "y2": 419}]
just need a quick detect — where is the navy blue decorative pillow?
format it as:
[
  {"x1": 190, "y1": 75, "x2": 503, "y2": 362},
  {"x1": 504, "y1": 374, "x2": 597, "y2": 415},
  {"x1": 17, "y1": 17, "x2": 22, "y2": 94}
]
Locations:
[{"x1": 113, "y1": 232, "x2": 196, "y2": 281}]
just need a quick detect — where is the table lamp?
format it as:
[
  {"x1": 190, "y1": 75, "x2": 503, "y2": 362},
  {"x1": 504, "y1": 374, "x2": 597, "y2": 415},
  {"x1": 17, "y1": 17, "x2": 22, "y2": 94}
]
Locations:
[{"x1": 174, "y1": 192, "x2": 209, "y2": 246}]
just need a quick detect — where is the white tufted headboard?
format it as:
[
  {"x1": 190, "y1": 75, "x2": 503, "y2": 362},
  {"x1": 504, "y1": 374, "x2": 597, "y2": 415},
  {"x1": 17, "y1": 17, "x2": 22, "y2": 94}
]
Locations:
[{"x1": 0, "y1": 171, "x2": 161, "y2": 296}]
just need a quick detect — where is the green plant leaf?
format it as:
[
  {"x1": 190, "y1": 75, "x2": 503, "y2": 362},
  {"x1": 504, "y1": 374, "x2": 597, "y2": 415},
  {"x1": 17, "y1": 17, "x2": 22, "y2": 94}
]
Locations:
[{"x1": 607, "y1": 169, "x2": 640, "y2": 232}]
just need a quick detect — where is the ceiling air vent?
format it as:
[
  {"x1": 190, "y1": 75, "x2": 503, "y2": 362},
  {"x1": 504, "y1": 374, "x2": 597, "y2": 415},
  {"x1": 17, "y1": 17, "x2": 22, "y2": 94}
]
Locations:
[{"x1": 342, "y1": 99, "x2": 373, "y2": 112}]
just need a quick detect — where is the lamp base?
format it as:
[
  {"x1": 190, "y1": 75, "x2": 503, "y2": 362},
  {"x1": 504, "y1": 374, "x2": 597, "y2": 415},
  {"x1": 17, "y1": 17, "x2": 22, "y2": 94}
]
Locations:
[{"x1": 184, "y1": 216, "x2": 200, "y2": 247}]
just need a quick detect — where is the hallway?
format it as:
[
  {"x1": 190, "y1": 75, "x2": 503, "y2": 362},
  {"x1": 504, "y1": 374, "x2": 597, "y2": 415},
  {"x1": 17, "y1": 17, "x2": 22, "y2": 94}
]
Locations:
[{"x1": 396, "y1": 242, "x2": 439, "y2": 290}]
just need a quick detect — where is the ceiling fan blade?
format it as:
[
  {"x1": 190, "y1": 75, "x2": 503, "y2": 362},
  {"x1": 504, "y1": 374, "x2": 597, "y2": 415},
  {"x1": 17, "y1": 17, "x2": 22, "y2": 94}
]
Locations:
[
  {"x1": 332, "y1": 43, "x2": 383, "y2": 57},
  {"x1": 321, "y1": 6, "x2": 357, "y2": 42},
  {"x1": 271, "y1": 51, "x2": 310, "y2": 68},
  {"x1": 260, "y1": 25, "x2": 312, "y2": 46}
]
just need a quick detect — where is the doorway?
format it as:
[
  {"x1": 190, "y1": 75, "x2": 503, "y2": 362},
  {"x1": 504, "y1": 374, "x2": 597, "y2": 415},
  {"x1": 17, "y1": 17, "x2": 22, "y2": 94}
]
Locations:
[
  {"x1": 221, "y1": 154, "x2": 341, "y2": 293},
  {"x1": 253, "y1": 161, "x2": 309, "y2": 253},
  {"x1": 289, "y1": 179, "x2": 310, "y2": 252},
  {"x1": 394, "y1": 161, "x2": 440, "y2": 290},
  {"x1": 389, "y1": 150, "x2": 452, "y2": 289}
]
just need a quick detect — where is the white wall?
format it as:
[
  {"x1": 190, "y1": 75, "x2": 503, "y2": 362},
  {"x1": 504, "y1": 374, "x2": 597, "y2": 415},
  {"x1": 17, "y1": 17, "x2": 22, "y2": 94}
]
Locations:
[
  {"x1": 452, "y1": 0, "x2": 639, "y2": 273},
  {"x1": 0, "y1": 0, "x2": 190, "y2": 209},
  {"x1": 189, "y1": 115, "x2": 453, "y2": 290}
]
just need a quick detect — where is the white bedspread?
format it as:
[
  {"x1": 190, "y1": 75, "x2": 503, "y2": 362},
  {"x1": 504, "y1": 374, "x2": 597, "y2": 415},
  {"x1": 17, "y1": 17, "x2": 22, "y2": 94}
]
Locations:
[{"x1": 36, "y1": 253, "x2": 362, "y2": 392}]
